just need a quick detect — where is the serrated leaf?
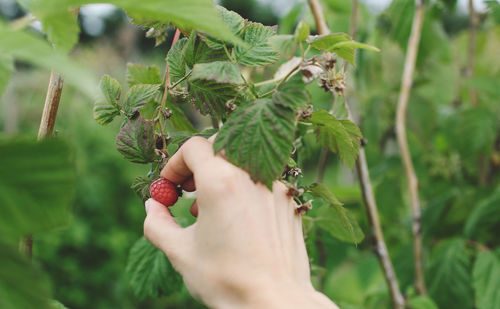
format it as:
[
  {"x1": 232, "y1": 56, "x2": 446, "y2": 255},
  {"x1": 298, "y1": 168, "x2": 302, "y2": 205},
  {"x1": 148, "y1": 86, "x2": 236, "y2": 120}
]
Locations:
[
  {"x1": 167, "y1": 37, "x2": 189, "y2": 83},
  {"x1": 214, "y1": 99, "x2": 295, "y2": 188},
  {"x1": 124, "y1": 84, "x2": 160, "y2": 117},
  {"x1": 294, "y1": 20, "x2": 310, "y2": 43},
  {"x1": 99, "y1": 75, "x2": 121, "y2": 107},
  {"x1": 93, "y1": 101, "x2": 121, "y2": 125},
  {"x1": 269, "y1": 34, "x2": 295, "y2": 55},
  {"x1": 333, "y1": 41, "x2": 380, "y2": 52},
  {"x1": 204, "y1": 6, "x2": 245, "y2": 49},
  {"x1": 126, "y1": 237, "x2": 182, "y2": 299},
  {"x1": 184, "y1": 32, "x2": 227, "y2": 69},
  {"x1": 165, "y1": 99, "x2": 196, "y2": 133},
  {"x1": 116, "y1": 116, "x2": 156, "y2": 164},
  {"x1": 307, "y1": 33, "x2": 377, "y2": 65},
  {"x1": 308, "y1": 110, "x2": 362, "y2": 168},
  {"x1": 126, "y1": 63, "x2": 162, "y2": 86},
  {"x1": 187, "y1": 63, "x2": 241, "y2": 118},
  {"x1": 235, "y1": 22, "x2": 279, "y2": 66},
  {"x1": 0, "y1": 240, "x2": 52, "y2": 309},
  {"x1": 131, "y1": 176, "x2": 153, "y2": 202},
  {"x1": 306, "y1": 183, "x2": 364, "y2": 244},
  {"x1": 0, "y1": 138, "x2": 75, "y2": 236},
  {"x1": 190, "y1": 61, "x2": 243, "y2": 84},
  {"x1": 473, "y1": 250, "x2": 500, "y2": 309},
  {"x1": 427, "y1": 239, "x2": 474, "y2": 309},
  {"x1": 457, "y1": 107, "x2": 499, "y2": 156}
]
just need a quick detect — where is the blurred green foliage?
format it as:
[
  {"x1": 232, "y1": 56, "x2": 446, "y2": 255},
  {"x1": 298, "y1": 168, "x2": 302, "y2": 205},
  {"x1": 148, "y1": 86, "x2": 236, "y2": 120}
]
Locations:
[{"x1": 1, "y1": 0, "x2": 500, "y2": 308}]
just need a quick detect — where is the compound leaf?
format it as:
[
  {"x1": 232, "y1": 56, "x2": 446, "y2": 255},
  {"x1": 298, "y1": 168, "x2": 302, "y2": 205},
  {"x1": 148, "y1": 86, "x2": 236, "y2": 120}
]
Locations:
[
  {"x1": 166, "y1": 37, "x2": 189, "y2": 83},
  {"x1": 214, "y1": 99, "x2": 295, "y2": 188},
  {"x1": 124, "y1": 84, "x2": 160, "y2": 117}
]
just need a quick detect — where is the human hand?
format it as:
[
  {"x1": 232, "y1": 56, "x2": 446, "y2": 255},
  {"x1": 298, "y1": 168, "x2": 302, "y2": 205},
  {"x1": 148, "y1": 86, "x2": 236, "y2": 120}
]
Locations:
[{"x1": 144, "y1": 136, "x2": 338, "y2": 308}]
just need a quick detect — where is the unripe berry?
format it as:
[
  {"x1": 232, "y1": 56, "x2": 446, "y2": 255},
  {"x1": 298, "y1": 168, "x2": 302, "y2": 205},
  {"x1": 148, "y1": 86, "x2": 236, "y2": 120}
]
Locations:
[{"x1": 149, "y1": 178, "x2": 178, "y2": 207}]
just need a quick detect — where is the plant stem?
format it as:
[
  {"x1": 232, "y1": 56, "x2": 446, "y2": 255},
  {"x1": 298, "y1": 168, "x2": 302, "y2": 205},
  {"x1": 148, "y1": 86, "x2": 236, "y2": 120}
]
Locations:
[
  {"x1": 309, "y1": 1, "x2": 405, "y2": 308},
  {"x1": 308, "y1": 0, "x2": 330, "y2": 35},
  {"x1": 343, "y1": 0, "x2": 358, "y2": 73},
  {"x1": 21, "y1": 70, "x2": 65, "y2": 259},
  {"x1": 395, "y1": 0, "x2": 426, "y2": 296}
]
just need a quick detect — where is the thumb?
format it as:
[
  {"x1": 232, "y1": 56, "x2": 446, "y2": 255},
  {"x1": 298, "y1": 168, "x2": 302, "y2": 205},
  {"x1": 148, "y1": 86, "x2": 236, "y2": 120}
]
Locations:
[{"x1": 144, "y1": 198, "x2": 185, "y2": 260}]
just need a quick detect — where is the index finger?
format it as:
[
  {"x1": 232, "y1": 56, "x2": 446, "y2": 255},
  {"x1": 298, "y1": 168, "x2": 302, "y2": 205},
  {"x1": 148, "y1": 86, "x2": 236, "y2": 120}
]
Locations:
[{"x1": 160, "y1": 136, "x2": 214, "y2": 185}]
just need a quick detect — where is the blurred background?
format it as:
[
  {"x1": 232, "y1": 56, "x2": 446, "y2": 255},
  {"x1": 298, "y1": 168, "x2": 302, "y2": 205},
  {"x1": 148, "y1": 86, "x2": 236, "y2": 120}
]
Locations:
[{"x1": 1, "y1": 0, "x2": 499, "y2": 308}]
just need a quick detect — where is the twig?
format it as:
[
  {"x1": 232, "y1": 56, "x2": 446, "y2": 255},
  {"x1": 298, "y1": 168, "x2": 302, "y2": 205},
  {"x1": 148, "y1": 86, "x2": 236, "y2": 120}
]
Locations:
[
  {"x1": 20, "y1": 71, "x2": 65, "y2": 259},
  {"x1": 308, "y1": 0, "x2": 330, "y2": 35},
  {"x1": 395, "y1": 0, "x2": 426, "y2": 296},
  {"x1": 309, "y1": 1, "x2": 405, "y2": 308},
  {"x1": 466, "y1": 0, "x2": 479, "y2": 106}
]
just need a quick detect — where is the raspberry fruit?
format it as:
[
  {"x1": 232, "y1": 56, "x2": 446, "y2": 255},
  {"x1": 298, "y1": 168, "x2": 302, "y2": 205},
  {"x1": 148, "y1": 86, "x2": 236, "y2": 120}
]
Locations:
[{"x1": 149, "y1": 178, "x2": 179, "y2": 207}]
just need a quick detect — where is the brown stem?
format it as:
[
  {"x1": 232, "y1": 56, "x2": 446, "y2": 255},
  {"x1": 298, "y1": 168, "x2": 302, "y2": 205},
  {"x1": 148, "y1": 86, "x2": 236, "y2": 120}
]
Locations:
[
  {"x1": 395, "y1": 0, "x2": 426, "y2": 296},
  {"x1": 21, "y1": 71, "x2": 65, "y2": 259},
  {"x1": 308, "y1": 0, "x2": 330, "y2": 35},
  {"x1": 309, "y1": 1, "x2": 405, "y2": 308},
  {"x1": 466, "y1": 0, "x2": 479, "y2": 106}
]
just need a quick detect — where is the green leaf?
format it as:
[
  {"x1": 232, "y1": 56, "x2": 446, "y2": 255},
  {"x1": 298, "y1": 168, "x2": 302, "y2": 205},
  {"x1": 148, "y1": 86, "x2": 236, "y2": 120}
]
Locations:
[
  {"x1": 187, "y1": 62, "x2": 241, "y2": 118},
  {"x1": 306, "y1": 183, "x2": 364, "y2": 244},
  {"x1": 456, "y1": 107, "x2": 499, "y2": 156},
  {"x1": 165, "y1": 99, "x2": 197, "y2": 133},
  {"x1": 0, "y1": 138, "x2": 75, "y2": 236},
  {"x1": 427, "y1": 239, "x2": 474, "y2": 309},
  {"x1": 332, "y1": 41, "x2": 380, "y2": 52},
  {"x1": 131, "y1": 176, "x2": 153, "y2": 202},
  {"x1": 0, "y1": 240, "x2": 52, "y2": 309},
  {"x1": 473, "y1": 250, "x2": 500, "y2": 309},
  {"x1": 93, "y1": 75, "x2": 122, "y2": 125},
  {"x1": 214, "y1": 99, "x2": 295, "y2": 188},
  {"x1": 294, "y1": 20, "x2": 310, "y2": 43},
  {"x1": 308, "y1": 110, "x2": 362, "y2": 168},
  {"x1": 50, "y1": 300, "x2": 69, "y2": 309},
  {"x1": 126, "y1": 63, "x2": 162, "y2": 86},
  {"x1": 0, "y1": 22, "x2": 97, "y2": 98},
  {"x1": 0, "y1": 55, "x2": 13, "y2": 98},
  {"x1": 21, "y1": 0, "x2": 244, "y2": 47},
  {"x1": 407, "y1": 296, "x2": 439, "y2": 309},
  {"x1": 184, "y1": 32, "x2": 227, "y2": 69},
  {"x1": 464, "y1": 188, "x2": 500, "y2": 239},
  {"x1": 204, "y1": 6, "x2": 245, "y2": 49},
  {"x1": 235, "y1": 22, "x2": 279, "y2": 66},
  {"x1": 116, "y1": 116, "x2": 156, "y2": 164},
  {"x1": 124, "y1": 84, "x2": 161, "y2": 117},
  {"x1": 167, "y1": 37, "x2": 189, "y2": 83},
  {"x1": 190, "y1": 61, "x2": 243, "y2": 84},
  {"x1": 272, "y1": 78, "x2": 310, "y2": 109},
  {"x1": 126, "y1": 237, "x2": 182, "y2": 299},
  {"x1": 307, "y1": 33, "x2": 352, "y2": 50}
]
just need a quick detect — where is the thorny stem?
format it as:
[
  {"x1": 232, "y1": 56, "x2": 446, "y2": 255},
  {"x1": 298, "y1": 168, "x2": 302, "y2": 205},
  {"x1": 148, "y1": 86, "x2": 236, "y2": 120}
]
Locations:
[
  {"x1": 21, "y1": 71, "x2": 65, "y2": 260},
  {"x1": 395, "y1": 0, "x2": 426, "y2": 296},
  {"x1": 309, "y1": 1, "x2": 405, "y2": 308}
]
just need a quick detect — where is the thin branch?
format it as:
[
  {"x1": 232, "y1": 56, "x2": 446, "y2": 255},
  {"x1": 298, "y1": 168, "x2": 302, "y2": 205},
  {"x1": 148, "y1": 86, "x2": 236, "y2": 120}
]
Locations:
[
  {"x1": 395, "y1": 0, "x2": 426, "y2": 296},
  {"x1": 20, "y1": 71, "x2": 65, "y2": 259},
  {"x1": 308, "y1": 0, "x2": 330, "y2": 35},
  {"x1": 309, "y1": 1, "x2": 405, "y2": 308},
  {"x1": 466, "y1": 0, "x2": 479, "y2": 106}
]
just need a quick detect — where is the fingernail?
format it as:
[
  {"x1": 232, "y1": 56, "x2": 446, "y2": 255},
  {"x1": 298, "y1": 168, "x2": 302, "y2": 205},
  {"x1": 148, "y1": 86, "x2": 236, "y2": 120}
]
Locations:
[{"x1": 145, "y1": 199, "x2": 152, "y2": 214}]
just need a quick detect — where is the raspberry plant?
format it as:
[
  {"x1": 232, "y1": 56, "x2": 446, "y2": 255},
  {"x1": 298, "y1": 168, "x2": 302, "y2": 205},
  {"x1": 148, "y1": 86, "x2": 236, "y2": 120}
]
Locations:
[{"x1": 92, "y1": 6, "x2": 378, "y2": 299}]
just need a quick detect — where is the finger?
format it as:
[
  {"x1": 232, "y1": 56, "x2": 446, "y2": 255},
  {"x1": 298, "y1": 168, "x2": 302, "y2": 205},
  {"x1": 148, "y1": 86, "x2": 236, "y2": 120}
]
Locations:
[
  {"x1": 207, "y1": 133, "x2": 217, "y2": 143},
  {"x1": 160, "y1": 136, "x2": 214, "y2": 185},
  {"x1": 189, "y1": 200, "x2": 198, "y2": 217},
  {"x1": 182, "y1": 176, "x2": 196, "y2": 192},
  {"x1": 144, "y1": 199, "x2": 185, "y2": 258}
]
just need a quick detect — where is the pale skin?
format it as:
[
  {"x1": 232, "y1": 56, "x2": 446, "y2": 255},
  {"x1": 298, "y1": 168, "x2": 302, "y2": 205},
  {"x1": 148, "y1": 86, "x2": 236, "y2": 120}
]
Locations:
[{"x1": 144, "y1": 136, "x2": 339, "y2": 309}]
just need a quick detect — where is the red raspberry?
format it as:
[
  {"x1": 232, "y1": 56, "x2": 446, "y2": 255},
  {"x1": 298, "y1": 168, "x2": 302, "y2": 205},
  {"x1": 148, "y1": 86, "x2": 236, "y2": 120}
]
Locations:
[{"x1": 149, "y1": 178, "x2": 178, "y2": 207}]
